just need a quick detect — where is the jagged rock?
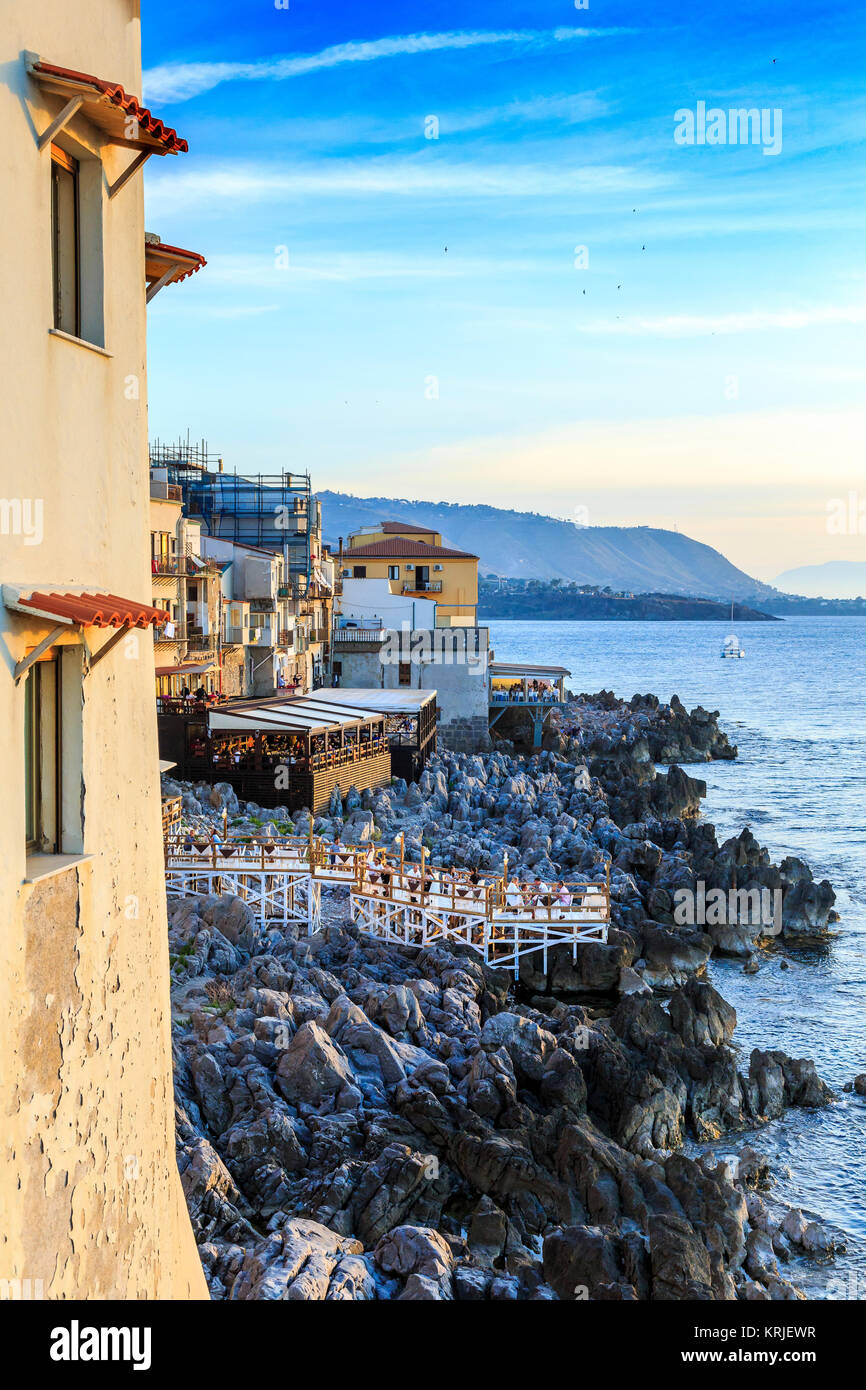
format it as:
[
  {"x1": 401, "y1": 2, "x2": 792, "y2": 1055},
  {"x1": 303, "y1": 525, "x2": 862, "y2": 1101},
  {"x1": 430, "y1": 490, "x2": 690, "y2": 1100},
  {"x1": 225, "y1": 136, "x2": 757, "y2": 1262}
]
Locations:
[{"x1": 274, "y1": 1021, "x2": 358, "y2": 1110}]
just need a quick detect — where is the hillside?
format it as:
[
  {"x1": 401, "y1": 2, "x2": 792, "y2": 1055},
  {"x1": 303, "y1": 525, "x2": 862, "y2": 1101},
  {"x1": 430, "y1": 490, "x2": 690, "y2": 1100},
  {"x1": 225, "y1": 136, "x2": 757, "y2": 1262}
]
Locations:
[
  {"x1": 318, "y1": 491, "x2": 775, "y2": 601},
  {"x1": 478, "y1": 587, "x2": 778, "y2": 622},
  {"x1": 775, "y1": 561, "x2": 866, "y2": 600}
]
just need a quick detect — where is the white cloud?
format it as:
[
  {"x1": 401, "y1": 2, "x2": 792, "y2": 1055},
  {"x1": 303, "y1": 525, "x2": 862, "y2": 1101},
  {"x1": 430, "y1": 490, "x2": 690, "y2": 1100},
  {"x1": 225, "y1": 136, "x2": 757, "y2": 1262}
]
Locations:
[
  {"x1": 143, "y1": 28, "x2": 631, "y2": 103},
  {"x1": 146, "y1": 158, "x2": 668, "y2": 214}
]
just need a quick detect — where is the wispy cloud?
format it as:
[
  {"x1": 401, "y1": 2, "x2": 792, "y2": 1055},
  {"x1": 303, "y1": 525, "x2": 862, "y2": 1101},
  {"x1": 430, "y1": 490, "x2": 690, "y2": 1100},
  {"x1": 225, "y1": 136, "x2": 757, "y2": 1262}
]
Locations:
[
  {"x1": 143, "y1": 28, "x2": 632, "y2": 103},
  {"x1": 146, "y1": 157, "x2": 669, "y2": 213},
  {"x1": 575, "y1": 304, "x2": 866, "y2": 337}
]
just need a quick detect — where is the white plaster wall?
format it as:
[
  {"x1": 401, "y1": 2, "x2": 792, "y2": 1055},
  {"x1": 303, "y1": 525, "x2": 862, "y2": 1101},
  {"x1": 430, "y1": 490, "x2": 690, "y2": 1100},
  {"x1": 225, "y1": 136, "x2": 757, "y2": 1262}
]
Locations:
[{"x1": 0, "y1": 0, "x2": 206, "y2": 1299}]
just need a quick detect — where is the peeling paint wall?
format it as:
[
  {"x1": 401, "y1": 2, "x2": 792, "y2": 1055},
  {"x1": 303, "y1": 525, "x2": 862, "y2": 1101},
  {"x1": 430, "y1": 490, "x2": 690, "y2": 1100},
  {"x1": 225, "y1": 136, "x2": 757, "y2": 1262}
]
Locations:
[{"x1": 0, "y1": 0, "x2": 207, "y2": 1298}]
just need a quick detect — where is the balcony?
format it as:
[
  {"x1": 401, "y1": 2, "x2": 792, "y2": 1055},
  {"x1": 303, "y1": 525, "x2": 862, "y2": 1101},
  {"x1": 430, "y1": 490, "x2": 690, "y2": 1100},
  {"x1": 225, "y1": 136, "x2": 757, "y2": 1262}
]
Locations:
[
  {"x1": 151, "y1": 556, "x2": 192, "y2": 576},
  {"x1": 402, "y1": 580, "x2": 442, "y2": 594},
  {"x1": 334, "y1": 626, "x2": 384, "y2": 645},
  {"x1": 150, "y1": 480, "x2": 183, "y2": 502}
]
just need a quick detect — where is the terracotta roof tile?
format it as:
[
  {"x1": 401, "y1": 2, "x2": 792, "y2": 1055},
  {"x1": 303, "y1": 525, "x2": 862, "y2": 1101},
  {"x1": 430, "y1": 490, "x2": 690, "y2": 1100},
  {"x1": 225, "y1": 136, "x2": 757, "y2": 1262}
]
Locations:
[
  {"x1": 16, "y1": 591, "x2": 170, "y2": 629},
  {"x1": 31, "y1": 60, "x2": 188, "y2": 153},
  {"x1": 346, "y1": 538, "x2": 478, "y2": 561}
]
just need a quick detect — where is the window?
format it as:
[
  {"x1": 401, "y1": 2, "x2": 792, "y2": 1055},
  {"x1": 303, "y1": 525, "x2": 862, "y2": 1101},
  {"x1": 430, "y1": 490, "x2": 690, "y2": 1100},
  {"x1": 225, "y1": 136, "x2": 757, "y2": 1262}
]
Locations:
[
  {"x1": 353, "y1": 565, "x2": 367, "y2": 578},
  {"x1": 388, "y1": 565, "x2": 400, "y2": 581},
  {"x1": 398, "y1": 662, "x2": 412, "y2": 687},
  {"x1": 24, "y1": 657, "x2": 60, "y2": 852},
  {"x1": 51, "y1": 145, "x2": 80, "y2": 336}
]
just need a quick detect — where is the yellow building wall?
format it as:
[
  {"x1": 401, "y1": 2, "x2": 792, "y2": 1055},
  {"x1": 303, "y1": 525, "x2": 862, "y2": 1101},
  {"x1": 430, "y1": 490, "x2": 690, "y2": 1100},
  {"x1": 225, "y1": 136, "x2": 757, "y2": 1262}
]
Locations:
[
  {"x1": 0, "y1": 0, "x2": 206, "y2": 1298},
  {"x1": 346, "y1": 555, "x2": 478, "y2": 624}
]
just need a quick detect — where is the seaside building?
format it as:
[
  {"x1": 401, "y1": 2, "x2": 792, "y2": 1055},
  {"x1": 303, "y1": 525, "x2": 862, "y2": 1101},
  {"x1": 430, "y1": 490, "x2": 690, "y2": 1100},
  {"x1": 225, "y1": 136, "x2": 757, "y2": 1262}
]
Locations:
[
  {"x1": 488, "y1": 662, "x2": 572, "y2": 747},
  {"x1": 333, "y1": 526, "x2": 491, "y2": 751},
  {"x1": 342, "y1": 521, "x2": 479, "y2": 626},
  {"x1": 160, "y1": 693, "x2": 392, "y2": 814},
  {"x1": 149, "y1": 442, "x2": 335, "y2": 693},
  {"x1": 0, "y1": 2, "x2": 206, "y2": 1296}
]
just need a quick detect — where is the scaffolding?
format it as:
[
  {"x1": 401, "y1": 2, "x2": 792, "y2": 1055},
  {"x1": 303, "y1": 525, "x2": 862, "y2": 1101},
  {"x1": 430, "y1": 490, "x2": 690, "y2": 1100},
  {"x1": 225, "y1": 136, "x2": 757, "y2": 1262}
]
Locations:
[{"x1": 149, "y1": 436, "x2": 316, "y2": 589}]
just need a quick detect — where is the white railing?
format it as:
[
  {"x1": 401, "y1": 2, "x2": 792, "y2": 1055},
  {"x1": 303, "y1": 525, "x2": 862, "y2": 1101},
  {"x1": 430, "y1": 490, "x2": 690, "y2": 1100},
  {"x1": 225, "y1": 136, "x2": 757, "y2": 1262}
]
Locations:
[{"x1": 164, "y1": 833, "x2": 609, "y2": 974}]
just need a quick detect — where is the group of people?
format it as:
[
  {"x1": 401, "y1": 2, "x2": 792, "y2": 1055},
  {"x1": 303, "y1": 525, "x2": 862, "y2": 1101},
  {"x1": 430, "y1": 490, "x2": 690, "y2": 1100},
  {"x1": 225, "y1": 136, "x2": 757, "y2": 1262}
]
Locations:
[
  {"x1": 504, "y1": 876, "x2": 573, "y2": 916},
  {"x1": 491, "y1": 679, "x2": 556, "y2": 705},
  {"x1": 358, "y1": 850, "x2": 577, "y2": 919}
]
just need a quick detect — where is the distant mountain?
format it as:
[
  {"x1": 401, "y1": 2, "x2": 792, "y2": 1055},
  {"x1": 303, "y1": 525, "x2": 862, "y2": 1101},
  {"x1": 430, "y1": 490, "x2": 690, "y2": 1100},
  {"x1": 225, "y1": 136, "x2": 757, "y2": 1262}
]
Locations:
[
  {"x1": 317, "y1": 491, "x2": 775, "y2": 601},
  {"x1": 774, "y1": 560, "x2": 866, "y2": 600}
]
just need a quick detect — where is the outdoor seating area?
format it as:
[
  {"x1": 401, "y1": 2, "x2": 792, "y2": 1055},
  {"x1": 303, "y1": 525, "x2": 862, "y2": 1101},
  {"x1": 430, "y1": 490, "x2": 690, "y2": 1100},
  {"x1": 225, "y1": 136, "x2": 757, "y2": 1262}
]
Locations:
[
  {"x1": 158, "y1": 693, "x2": 392, "y2": 812},
  {"x1": 489, "y1": 662, "x2": 570, "y2": 705},
  {"x1": 488, "y1": 661, "x2": 572, "y2": 747},
  {"x1": 163, "y1": 828, "x2": 610, "y2": 975}
]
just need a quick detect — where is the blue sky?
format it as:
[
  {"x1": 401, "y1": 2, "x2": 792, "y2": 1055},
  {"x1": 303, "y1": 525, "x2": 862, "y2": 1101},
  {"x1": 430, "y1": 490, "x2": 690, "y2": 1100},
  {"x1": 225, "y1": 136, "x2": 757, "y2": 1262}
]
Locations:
[{"x1": 141, "y1": 0, "x2": 866, "y2": 581}]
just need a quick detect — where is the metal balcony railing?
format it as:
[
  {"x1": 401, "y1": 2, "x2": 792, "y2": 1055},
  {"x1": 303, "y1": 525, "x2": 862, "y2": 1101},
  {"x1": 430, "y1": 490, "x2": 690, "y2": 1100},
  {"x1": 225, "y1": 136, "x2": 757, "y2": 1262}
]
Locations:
[{"x1": 334, "y1": 626, "x2": 385, "y2": 644}]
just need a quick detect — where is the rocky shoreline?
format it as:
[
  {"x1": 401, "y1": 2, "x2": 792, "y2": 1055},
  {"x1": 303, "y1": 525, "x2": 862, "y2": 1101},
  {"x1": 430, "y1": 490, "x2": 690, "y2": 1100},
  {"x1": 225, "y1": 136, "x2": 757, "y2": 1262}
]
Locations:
[{"x1": 166, "y1": 691, "x2": 844, "y2": 1300}]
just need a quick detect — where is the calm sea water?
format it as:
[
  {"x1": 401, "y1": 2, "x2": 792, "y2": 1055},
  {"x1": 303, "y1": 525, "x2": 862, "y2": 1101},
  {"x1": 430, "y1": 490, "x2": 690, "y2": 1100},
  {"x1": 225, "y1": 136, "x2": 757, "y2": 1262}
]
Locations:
[{"x1": 487, "y1": 616, "x2": 866, "y2": 1298}]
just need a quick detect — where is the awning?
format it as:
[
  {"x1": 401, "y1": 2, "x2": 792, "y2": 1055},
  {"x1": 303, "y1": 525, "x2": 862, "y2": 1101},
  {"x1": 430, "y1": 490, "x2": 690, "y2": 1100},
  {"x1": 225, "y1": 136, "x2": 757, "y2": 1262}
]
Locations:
[
  {"x1": 28, "y1": 59, "x2": 188, "y2": 154},
  {"x1": 490, "y1": 662, "x2": 571, "y2": 678},
  {"x1": 145, "y1": 237, "x2": 206, "y2": 302},
  {"x1": 209, "y1": 697, "x2": 381, "y2": 736},
  {"x1": 5, "y1": 587, "x2": 169, "y2": 629},
  {"x1": 309, "y1": 687, "x2": 437, "y2": 716},
  {"x1": 158, "y1": 759, "x2": 178, "y2": 774},
  {"x1": 154, "y1": 662, "x2": 214, "y2": 679}
]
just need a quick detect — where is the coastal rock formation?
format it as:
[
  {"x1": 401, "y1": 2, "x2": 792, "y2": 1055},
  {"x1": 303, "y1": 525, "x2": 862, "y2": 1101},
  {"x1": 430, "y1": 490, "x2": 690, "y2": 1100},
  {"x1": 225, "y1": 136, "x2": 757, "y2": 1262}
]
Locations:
[
  {"x1": 166, "y1": 689, "x2": 840, "y2": 1299},
  {"x1": 170, "y1": 891, "x2": 832, "y2": 1302}
]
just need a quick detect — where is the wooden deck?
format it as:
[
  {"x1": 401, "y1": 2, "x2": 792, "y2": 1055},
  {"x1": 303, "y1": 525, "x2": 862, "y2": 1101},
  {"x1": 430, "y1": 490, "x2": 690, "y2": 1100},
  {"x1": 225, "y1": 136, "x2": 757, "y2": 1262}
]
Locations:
[{"x1": 164, "y1": 833, "x2": 610, "y2": 975}]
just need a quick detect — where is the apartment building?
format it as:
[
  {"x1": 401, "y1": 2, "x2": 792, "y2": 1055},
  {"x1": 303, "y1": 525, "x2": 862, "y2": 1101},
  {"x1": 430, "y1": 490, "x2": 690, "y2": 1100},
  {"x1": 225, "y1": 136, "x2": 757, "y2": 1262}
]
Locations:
[
  {"x1": 343, "y1": 520, "x2": 479, "y2": 626},
  {"x1": 0, "y1": 3, "x2": 206, "y2": 1296}
]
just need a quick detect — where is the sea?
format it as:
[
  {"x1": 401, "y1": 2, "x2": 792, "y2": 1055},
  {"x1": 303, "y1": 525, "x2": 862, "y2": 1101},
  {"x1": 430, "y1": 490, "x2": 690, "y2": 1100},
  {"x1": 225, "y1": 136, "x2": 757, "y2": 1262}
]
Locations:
[{"x1": 486, "y1": 616, "x2": 866, "y2": 1299}]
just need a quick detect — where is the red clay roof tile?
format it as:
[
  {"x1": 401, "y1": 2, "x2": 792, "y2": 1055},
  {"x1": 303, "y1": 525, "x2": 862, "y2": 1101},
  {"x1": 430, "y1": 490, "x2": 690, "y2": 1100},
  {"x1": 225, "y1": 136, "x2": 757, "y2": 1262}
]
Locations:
[
  {"x1": 17, "y1": 591, "x2": 170, "y2": 629},
  {"x1": 346, "y1": 538, "x2": 478, "y2": 560},
  {"x1": 31, "y1": 60, "x2": 189, "y2": 154}
]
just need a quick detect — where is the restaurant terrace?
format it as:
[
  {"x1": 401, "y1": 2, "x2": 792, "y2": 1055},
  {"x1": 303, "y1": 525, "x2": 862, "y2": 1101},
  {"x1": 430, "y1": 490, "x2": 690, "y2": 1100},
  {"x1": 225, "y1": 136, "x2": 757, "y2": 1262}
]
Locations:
[
  {"x1": 158, "y1": 693, "x2": 391, "y2": 813},
  {"x1": 488, "y1": 661, "x2": 571, "y2": 746}
]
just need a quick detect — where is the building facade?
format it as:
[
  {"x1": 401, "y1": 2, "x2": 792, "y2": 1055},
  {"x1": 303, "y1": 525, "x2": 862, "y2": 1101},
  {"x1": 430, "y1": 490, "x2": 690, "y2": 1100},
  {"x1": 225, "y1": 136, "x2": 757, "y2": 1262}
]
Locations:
[
  {"x1": 342, "y1": 521, "x2": 479, "y2": 626},
  {"x1": 333, "y1": 566, "x2": 491, "y2": 752},
  {"x1": 0, "y1": 2, "x2": 206, "y2": 1297}
]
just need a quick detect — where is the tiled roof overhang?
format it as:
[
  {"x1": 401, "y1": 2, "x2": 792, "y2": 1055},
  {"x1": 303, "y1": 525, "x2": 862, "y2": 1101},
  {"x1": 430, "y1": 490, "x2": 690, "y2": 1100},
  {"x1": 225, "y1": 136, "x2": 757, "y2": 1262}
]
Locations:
[
  {"x1": 28, "y1": 59, "x2": 188, "y2": 154},
  {"x1": 145, "y1": 238, "x2": 207, "y2": 291},
  {"x1": 6, "y1": 589, "x2": 170, "y2": 629}
]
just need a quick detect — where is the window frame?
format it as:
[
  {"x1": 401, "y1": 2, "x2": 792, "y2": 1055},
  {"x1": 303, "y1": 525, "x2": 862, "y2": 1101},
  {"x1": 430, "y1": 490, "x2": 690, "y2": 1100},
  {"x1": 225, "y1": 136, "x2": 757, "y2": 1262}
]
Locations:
[
  {"x1": 24, "y1": 655, "x2": 62, "y2": 853},
  {"x1": 50, "y1": 143, "x2": 81, "y2": 338}
]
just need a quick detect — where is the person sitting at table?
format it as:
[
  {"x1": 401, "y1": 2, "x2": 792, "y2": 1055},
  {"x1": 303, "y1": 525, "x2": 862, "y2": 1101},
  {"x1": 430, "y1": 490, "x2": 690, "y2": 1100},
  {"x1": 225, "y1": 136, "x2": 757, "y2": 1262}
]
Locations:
[
  {"x1": 554, "y1": 882, "x2": 573, "y2": 916},
  {"x1": 505, "y1": 876, "x2": 523, "y2": 912},
  {"x1": 534, "y1": 877, "x2": 552, "y2": 910}
]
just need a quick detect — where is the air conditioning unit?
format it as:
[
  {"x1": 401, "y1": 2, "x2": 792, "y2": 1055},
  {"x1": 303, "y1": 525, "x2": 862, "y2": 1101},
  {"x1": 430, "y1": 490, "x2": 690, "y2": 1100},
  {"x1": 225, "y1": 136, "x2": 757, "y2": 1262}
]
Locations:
[{"x1": 433, "y1": 564, "x2": 443, "y2": 571}]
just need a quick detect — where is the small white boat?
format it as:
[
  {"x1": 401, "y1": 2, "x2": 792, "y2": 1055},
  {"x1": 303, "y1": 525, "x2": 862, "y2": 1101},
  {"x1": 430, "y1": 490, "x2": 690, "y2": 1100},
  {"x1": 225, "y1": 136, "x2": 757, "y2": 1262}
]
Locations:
[{"x1": 721, "y1": 602, "x2": 745, "y2": 658}]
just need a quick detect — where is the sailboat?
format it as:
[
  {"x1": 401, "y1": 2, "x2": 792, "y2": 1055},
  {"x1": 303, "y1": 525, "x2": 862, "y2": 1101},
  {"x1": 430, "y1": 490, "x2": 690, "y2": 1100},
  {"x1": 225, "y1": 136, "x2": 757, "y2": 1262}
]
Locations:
[{"x1": 720, "y1": 601, "x2": 745, "y2": 658}]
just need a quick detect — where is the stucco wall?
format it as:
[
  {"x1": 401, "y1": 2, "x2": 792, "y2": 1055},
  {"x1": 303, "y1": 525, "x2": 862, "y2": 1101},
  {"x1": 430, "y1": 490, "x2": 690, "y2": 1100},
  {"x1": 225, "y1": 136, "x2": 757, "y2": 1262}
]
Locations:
[{"x1": 0, "y1": 1, "x2": 206, "y2": 1298}]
